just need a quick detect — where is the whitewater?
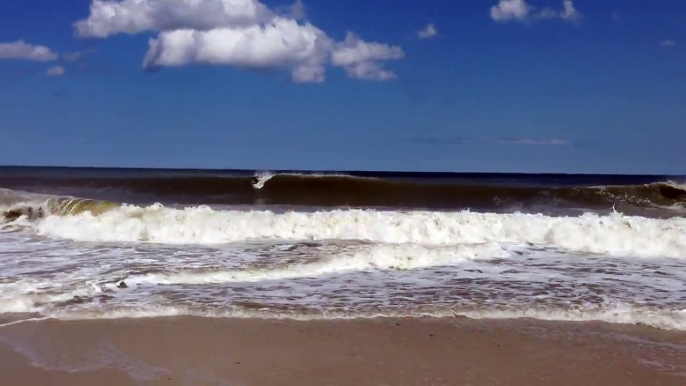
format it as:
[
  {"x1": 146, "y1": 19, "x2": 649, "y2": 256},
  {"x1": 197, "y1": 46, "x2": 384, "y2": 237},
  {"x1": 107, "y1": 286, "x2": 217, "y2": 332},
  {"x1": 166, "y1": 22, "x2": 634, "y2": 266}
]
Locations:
[
  {"x1": 33, "y1": 204, "x2": 686, "y2": 258},
  {"x1": 1, "y1": 171, "x2": 686, "y2": 330}
]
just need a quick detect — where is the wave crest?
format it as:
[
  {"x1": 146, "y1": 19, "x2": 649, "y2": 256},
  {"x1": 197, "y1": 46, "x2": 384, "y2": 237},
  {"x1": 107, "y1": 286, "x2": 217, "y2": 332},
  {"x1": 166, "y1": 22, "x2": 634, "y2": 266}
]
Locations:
[
  {"x1": 1, "y1": 189, "x2": 118, "y2": 223},
  {"x1": 31, "y1": 204, "x2": 686, "y2": 258}
]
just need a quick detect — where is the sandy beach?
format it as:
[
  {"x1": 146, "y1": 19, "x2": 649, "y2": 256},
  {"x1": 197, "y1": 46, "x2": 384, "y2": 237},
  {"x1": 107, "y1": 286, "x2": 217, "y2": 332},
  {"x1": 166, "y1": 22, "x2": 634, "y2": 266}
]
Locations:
[
  {"x1": 0, "y1": 316, "x2": 684, "y2": 385},
  {"x1": 3, "y1": 0, "x2": 686, "y2": 381}
]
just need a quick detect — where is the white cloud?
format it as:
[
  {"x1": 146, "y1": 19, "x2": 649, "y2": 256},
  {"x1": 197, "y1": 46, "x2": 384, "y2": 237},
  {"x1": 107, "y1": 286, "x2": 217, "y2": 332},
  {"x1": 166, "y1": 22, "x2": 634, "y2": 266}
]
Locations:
[
  {"x1": 490, "y1": 0, "x2": 530, "y2": 21},
  {"x1": 62, "y1": 52, "x2": 86, "y2": 62},
  {"x1": 417, "y1": 23, "x2": 438, "y2": 39},
  {"x1": 76, "y1": 0, "x2": 403, "y2": 82},
  {"x1": 500, "y1": 138, "x2": 570, "y2": 146},
  {"x1": 332, "y1": 33, "x2": 404, "y2": 81},
  {"x1": 143, "y1": 19, "x2": 333, "y2": 82},
  {"x1": 490, "y1": 0, "x2": 581, "y2": 23},
  {"x1": 0, "y1": 40, "x2": 59, "y2": 61},
  {"x1": 412, "y1": 136, "x2": 572, "y2": 146},
  {"x1": 559, "y1": 0, "x2": 581, "y2": 22},
  {"x1": 660, "y1": 39, "x2": 676, "y2": 48},
  {"x1": 277, "y1": 0, "x2": 306, "y2": 21},
  {"x1": 75, "y1": 0, "x2": 273, "y2": 38},
  {"x1": 46, "y1": 66, "x2": 66, "y2": 76}
]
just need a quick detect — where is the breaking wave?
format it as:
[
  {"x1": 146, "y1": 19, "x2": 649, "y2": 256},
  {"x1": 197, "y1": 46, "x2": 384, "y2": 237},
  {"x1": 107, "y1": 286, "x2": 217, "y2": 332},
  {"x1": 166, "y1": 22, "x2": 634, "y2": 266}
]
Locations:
[
  {"x1": 3, "y1": 185, "x2": 686, "y2": 259},
  {"x1": 3, "y1": 301, "x2": 684, "y2": 331},
  {"x1": 3, "y1": 170, "x2": 686, "y2": 330},
  {"x1": 251, "y1": 171, "x2": 275, "y2": 190},
  {"x1": 27, "y1": 203, "x2": 686, "y2": 258},
  {"x1": 1, "y1": 188, "x2": 118, "y2": 223}
]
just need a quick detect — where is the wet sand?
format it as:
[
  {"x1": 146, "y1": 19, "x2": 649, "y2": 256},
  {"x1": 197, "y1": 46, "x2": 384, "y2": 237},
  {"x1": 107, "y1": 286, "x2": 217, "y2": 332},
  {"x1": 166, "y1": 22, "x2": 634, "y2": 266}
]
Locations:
[{"x1": 0, "y1": 317, "x2": 685, "y2": 385}]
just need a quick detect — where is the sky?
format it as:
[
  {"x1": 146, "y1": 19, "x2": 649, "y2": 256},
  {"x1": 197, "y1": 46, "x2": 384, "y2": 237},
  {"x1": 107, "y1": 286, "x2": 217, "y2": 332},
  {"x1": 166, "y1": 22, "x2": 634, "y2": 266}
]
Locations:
[{"x1": 0, "y1": 0, "x2": 685, "y2": 174}]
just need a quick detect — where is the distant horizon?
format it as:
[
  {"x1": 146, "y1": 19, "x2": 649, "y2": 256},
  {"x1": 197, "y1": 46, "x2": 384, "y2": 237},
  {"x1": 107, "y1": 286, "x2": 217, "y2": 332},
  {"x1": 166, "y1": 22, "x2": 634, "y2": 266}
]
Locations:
[{"x1": 1, "y1": 164, "x2": 683, "y2": 178}]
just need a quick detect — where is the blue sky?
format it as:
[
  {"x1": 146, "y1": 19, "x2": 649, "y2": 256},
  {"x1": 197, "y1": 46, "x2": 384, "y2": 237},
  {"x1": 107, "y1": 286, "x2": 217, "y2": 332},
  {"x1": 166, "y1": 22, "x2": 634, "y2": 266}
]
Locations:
[{"x1": 0, "y1": 0, "x2": 684, "y2": 174}]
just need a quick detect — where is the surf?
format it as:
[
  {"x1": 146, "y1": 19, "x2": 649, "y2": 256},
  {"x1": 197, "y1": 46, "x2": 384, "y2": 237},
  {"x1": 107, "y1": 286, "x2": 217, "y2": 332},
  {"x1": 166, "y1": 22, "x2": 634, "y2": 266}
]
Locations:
[
  {"x1": 4, "y1": 169, "x2": 685, "y2": 211},
  {"x1": 25, "y1": 203, "x2": 686, "y2": 258},
  {"x1": 1, "y1": 188, "x2": 118, "y2": 223}
]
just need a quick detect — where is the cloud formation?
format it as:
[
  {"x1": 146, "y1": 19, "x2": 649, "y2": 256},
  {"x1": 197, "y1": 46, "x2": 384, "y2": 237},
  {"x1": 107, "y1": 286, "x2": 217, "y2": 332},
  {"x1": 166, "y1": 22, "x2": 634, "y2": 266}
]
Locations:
[
  {"x1": 332, "y1": 33, "x2": 404, "y2": 80},
  {"x1": 46, "y1": 66, "x2": 66, "y2": 76},
  {"x1": 490, "y1": 0, "x2": 530, "y2": 21},
  {"x1": 407, "y1": 136, "x2": 572, "y2": 147},
  {"x1": 143, "y1": 19, "x2": 333, "y2": 82},
  {"x1": 75, "y1": 0, "x2": 273, "y2": 38},
  {"x1": 498, "y1": 138, "x2": 571, "y2": 146},
  {"x1": 417, "y1": 23, "x2": 438, "y2": 39},
  {"x1": 660, "y1": 39, "x2": 676, "y2": 48},
  {"x1": 559, "y1": 0, "x2": 581, "y2": 21},
  {"x1": 0, "y1": 40, "x2": 59, "y2": 61},
  {"x1": 276, "y1": 0, "x2": 306, "y2": 21},
  {"x1": 61, "y1": 50, "x2": 97, "y2": 62},
  {"x1": 62, "y1": 52, "x2": 86, "y2": 62},
  {"x1": 76, "y1": 0, "x2": 403, "y2": 82},
  {"x1": 490, "y1": 0, "x2": 581, "y2": 23}
]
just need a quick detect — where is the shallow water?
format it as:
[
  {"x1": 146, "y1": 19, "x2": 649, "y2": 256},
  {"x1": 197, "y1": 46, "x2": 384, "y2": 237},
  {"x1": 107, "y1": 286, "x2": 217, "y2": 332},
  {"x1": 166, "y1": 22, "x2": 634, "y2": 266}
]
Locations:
[
  {"x1": 1, "y1": 169, "x2": 685, "y2": 329},
  {"x1": 1, "y1": 213, "x2": 685, "y2": 329}
]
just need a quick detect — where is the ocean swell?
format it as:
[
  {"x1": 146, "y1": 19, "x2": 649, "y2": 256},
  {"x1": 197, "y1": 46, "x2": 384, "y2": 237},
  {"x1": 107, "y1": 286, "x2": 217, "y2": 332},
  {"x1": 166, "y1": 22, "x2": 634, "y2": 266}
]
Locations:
[{"x1": 3, "y1": 172, "x2": 686, "y2": 212}]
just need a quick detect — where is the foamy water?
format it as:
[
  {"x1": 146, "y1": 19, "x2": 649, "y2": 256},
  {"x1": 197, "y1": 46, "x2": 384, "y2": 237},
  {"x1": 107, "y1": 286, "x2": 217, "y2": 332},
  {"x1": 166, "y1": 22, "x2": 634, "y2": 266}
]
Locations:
[
  {"x1": 33, "y1": 205, "x2": 686, "y2": 258},
  {"x1": 1, "y1": 199, "x2": 685, "y2": 330}
]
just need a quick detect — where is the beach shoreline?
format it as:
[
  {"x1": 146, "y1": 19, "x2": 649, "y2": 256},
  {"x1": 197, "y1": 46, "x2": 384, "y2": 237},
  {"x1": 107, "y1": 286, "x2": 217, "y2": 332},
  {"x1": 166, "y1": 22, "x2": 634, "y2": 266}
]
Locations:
[{"x1": 1, "y1": 316, "x2": 684, "y2": 385}]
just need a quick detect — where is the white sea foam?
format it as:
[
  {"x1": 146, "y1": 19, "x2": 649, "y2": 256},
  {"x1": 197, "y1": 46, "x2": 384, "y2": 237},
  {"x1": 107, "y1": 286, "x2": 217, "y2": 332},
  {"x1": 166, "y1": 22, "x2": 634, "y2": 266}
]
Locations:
[
  {"x1": 0, "y1": 188, "x2": 51, "y2": 218},
  {"x1": 124, "y1": 243, "x2": 507, "y2": 285},
  {"x1": 251, "y1": 171, "x2": 359, "y2": 189},
  {"x1": 0, "y1": 281, "x2": 105, "y2": 315},
  {"x1": 3, "y1": 286, "x2": 684, "y2": 330},
  {"x1": 457, "y1": 306, "x2": 686, "y2": 331},
  {"x1": 252, "y1": 171, "x2": 275, "y2": 189},
  {"x1": 34, "y1": 205, "x2": 686, "y2": 258},
  {"x1": 0, "y1": 297, "x2": 42, "y2": 314},
  {"x1": 42, "y1": 304, "x2": 686, "y2": 331},
  {"x1": 665, "y1": 180, "x2": 686, "y2": 190}
]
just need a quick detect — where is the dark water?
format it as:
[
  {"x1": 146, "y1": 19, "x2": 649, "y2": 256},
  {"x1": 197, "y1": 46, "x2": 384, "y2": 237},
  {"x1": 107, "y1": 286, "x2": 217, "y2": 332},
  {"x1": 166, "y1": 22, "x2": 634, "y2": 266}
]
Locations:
[{"x1": 1, "y1": 167, "x2": 685, "y2": 217}]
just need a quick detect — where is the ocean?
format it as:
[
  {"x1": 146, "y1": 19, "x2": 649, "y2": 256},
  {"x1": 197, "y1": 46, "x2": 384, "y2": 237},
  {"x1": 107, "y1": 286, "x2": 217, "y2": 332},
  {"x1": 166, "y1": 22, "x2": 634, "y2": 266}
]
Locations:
[{"x1": 1, "y1": 167, "x2": 685, "y2": 330}]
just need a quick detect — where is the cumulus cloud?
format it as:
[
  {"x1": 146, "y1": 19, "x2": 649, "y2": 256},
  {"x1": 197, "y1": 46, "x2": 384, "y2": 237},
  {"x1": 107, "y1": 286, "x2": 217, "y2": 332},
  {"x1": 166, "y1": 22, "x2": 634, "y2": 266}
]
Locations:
[
  {"x1": 559, "y1": 0, "x2": 581, "y2": 21},
  {"x1": 660, "y1": 39, "x2": 676, "y2": 48},
  {"x1": 276, "y1": 0, "x2": 306, "y2": 20},
  {"x1": 332, "y1": 33, "x2": 404, "y2": 80},
  {"x1": 417, "y1": 23, "x2": 438, "y2": 39},
  {"x1": 46, "y1": 66, "x2": 66, "y2": 76},
  {"x1": 74, "y1": 0, "x2": 273, "y2": 38},
  {"x1": 490, "y1": 0, "x2": 530, "y2": 21},
  {"x1": 0, "y1": 40, "x2": 58, "y2": 61},
  {"x1": 76, "y1": 0, "x2": 403, "y2": 82},
  {"x1": 143, "y1": 19, "x2": 333, "y2": 82},
  {"x1": 490, "y1": 0, "x2": 581, "y2": 23}
]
